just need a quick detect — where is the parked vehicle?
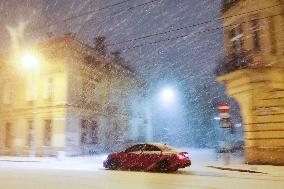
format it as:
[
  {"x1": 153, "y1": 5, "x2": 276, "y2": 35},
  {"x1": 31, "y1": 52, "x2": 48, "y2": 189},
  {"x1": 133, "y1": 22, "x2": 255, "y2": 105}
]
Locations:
[{"x1": 103, "y1": 143, "x2": 191, "y2": 172}]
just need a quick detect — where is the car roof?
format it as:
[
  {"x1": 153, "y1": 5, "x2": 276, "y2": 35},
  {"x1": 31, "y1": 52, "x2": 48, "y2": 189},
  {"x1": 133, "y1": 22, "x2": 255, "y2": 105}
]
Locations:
[{"x1": 137, "y1": 143, "x2": 180, "y2": 152}]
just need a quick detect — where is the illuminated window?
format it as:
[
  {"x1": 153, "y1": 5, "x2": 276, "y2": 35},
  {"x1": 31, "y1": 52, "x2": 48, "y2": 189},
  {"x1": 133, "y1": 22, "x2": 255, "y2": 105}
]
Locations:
[
  {"x1": 4, "y1": 122, "x2": 12, "y2": 148},
  {"x1": 43, "y1": 120, "x2": 52, "y2": 146},
  {"x1": 44, "y1": 76, "x2": 54, "y2": 100},
  {"x1": 26, "y1": 75, "x2": 36, "y2": 102},
  {"x1": 27, "y1": 120, "x2": 34, "y2": 146},
  {"x1": 230, "y1": 25, "x2": 243, "y2": 52}
]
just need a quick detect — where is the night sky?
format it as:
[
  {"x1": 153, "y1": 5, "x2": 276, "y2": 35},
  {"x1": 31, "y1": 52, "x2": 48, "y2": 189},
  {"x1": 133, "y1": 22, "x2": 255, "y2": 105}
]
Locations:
[{"x1": 0, "y1": 0, "x2": 241, "y2": 147}]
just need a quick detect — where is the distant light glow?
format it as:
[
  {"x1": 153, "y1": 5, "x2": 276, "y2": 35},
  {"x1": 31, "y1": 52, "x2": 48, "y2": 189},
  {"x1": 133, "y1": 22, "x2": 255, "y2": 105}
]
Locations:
[
  {"x1": 161, "y1": 88, "x2": 175, "y2": 102},
  {"x1": 21, "y1": 54, "x2": 39, "y2": 69},
  {"x1": 214, "y1": 117, "x2": 221, "y2": 120},
  {"x1": 235, "y1": 123, "x2": 242, "y2": 127}
]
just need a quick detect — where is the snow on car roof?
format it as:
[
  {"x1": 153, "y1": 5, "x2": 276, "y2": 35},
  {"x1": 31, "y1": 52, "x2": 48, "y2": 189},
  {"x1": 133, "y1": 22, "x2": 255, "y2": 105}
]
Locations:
[{"x1": 146, "y1": 143, "x2": 179, "y2": 152}]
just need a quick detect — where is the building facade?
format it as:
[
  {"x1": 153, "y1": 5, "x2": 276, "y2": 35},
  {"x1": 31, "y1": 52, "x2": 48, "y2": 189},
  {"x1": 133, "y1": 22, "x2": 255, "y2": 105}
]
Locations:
[
  {"x1": 217, "y1": 0, "x2": 284, "y2": 164},
  {"x1": 0, "y1": 34, "x2": 151, "y2": 156}
]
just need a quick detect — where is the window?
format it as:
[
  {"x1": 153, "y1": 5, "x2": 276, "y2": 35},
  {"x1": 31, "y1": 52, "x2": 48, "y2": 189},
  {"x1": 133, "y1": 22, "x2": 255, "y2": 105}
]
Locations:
[
  {"x1": 144, "y1": 144, "x2": 161, "y2": 151},
  {"x1": 5, "y1": 122, "x2": 12, "y2": 148},
  {"x1": 90, "y1": 122, "x2": 98, "y2": 144},
  {"x1": 230, "y1": 25, "x2": 243, "y2": 52},
  {"x1": 250, "y1": 19, "x2": 261, "y2": 51},
  {"x1": 113, "y1": 123, "x2": 123, "y2": 142},
  {"x1": 43, "y1": 120, "x2": 52, "y2": 146},
  {"x1": 269, "y1": 17, "x2": 276, "y2": 54},
  {"x1": 26, "y1": 75, "x2": 36, "y2": 102},
  {"x1": 44, "y1": 76, "x2": 54, "y2": 100},
  {"x1": 27, "y1": 120, "x2": 34, "y2": 146},
  {"x1": 124, "y1": 144, "x2": 145, "y2": 153},
  {"x1": 80, "y1": 79, "x2": 89, "y2": 105},
  {"x1": 80, "y1": 120, "x2": 88, "y2": 145},
  {"x1": 80, "y1": 120, "x2": 98, "y2": 145}
]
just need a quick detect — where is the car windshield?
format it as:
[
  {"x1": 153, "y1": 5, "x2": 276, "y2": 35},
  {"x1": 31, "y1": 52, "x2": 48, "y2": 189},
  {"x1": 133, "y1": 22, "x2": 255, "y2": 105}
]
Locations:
[
  {"x1": 143, "y1": 144, "x2": 161, "y2": 151},
  {"x1": 124, "y1": 144, "x2": 145, "y2": 153}
]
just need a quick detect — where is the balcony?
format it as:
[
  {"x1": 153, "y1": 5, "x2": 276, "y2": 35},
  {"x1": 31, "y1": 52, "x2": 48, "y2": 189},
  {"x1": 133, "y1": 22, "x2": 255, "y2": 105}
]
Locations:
[
  {"x1": 215, "y1": 49, "x2": 257, "y2": 76},
  {"x1": 222, "y1": 0, "x2": 241, "y2": 13}
]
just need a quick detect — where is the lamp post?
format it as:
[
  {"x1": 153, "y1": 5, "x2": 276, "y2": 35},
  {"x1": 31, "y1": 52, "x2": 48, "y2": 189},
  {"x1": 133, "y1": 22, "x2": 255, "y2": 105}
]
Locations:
[
  {"x1": 159, "y1": 87, "x2": 176, "y2": 143},
  {"x1": 20, "y1": 53, "x2": 39, "y2": 157},
  {"x1": 217, "y1": 101, "x2": 235, "y2": 164}
]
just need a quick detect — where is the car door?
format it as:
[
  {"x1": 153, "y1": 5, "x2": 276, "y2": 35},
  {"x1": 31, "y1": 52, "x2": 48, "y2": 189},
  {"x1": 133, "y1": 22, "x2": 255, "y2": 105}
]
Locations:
[
  {"x1": 140, "y1": 144, "x2": 163, "y2": 170},
  {"x1": 121, "y1": 144, "x2": 145, "y2": 170}
]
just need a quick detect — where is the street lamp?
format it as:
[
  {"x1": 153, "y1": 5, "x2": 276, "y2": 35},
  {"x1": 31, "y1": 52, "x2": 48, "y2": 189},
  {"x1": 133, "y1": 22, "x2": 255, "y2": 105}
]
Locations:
[
  {"x1": 20, "y1": 53, "x2": 39, "y2": 69},
  {"x1": 161, "y1": 88, "x2": 175, "y2": 103}
]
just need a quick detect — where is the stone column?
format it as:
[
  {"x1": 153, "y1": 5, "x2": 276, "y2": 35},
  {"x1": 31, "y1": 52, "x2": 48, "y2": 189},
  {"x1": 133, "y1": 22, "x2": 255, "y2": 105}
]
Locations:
[{"x1": 218, "y1": 68, "x2": 284, "y2": 165}]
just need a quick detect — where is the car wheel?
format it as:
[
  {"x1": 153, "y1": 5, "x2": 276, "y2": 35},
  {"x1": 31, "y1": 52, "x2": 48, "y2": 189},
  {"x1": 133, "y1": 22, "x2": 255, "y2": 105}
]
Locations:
[
  {"x1": 108, "y1": 158, "x2": 119, "y2": 170},
  {"x1": 156, "y1": 159, "x2": 170, "y2": 172}
]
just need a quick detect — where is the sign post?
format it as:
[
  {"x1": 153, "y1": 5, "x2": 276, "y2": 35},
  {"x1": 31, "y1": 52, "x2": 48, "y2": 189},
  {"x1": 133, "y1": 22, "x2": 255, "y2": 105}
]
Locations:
[
  {"x1": 218, "y1": 102, "x2": 232, "y2": 131},
  {"x1": 217, "y1": 101, "x2": 234, "y2": 164}
]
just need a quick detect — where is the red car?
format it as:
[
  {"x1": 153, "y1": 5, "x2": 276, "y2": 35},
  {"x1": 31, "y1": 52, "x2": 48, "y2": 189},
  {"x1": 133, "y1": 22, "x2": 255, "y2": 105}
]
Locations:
[{"x1": 103, "y1": 143, "x2": 191, "y2": 172}]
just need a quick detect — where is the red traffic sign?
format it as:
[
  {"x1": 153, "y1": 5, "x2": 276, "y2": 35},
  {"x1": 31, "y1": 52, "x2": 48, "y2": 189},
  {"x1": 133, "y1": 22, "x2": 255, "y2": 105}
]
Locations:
[{"x1": 218, "y1": 102, "x2": 230, "y2": 113}]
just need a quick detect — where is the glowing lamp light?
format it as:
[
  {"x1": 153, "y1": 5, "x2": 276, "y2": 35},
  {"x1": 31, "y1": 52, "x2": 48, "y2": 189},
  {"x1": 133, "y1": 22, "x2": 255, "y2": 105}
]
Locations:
[
  {"x1": 161, "y1": 88, "x2": 175, "y2": 101},
  {"x1": 21, "y1": 54, "x2": 39, "y2": 69}
]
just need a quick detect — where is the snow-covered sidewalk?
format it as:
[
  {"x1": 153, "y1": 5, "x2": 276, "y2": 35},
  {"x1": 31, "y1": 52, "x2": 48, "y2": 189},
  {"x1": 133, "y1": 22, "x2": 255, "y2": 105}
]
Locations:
[
  {"x1": 0, "y1": 154, "x2": 107, "y2": 162},
  {"x1": 207, "y1": 163, "x2": 284, "y2": 177},
  {"x1": 181, "y1": 148, "x2": 284, "y2": 177}
]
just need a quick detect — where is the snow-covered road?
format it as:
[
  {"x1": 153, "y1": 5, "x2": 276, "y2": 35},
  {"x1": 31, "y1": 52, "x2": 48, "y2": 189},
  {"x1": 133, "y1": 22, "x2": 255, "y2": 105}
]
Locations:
[{"x1": 0, "y1": 156, "x2": 283, "y2": 189}]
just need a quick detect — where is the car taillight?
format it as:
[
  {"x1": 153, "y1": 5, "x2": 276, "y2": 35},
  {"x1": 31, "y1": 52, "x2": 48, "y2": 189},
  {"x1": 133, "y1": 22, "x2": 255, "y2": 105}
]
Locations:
[
  {"x1": 177, "y1": 152, "x2": 189, "y2": 160},
  {"x1": 177, "y1": 154, "x2": 186, "y2": 160}
]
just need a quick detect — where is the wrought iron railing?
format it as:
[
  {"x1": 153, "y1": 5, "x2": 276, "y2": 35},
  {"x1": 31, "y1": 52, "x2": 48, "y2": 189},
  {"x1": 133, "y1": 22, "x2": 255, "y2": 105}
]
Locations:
[{"x1": 215, "y1": 49, "x2": 254, "y2": 76}]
